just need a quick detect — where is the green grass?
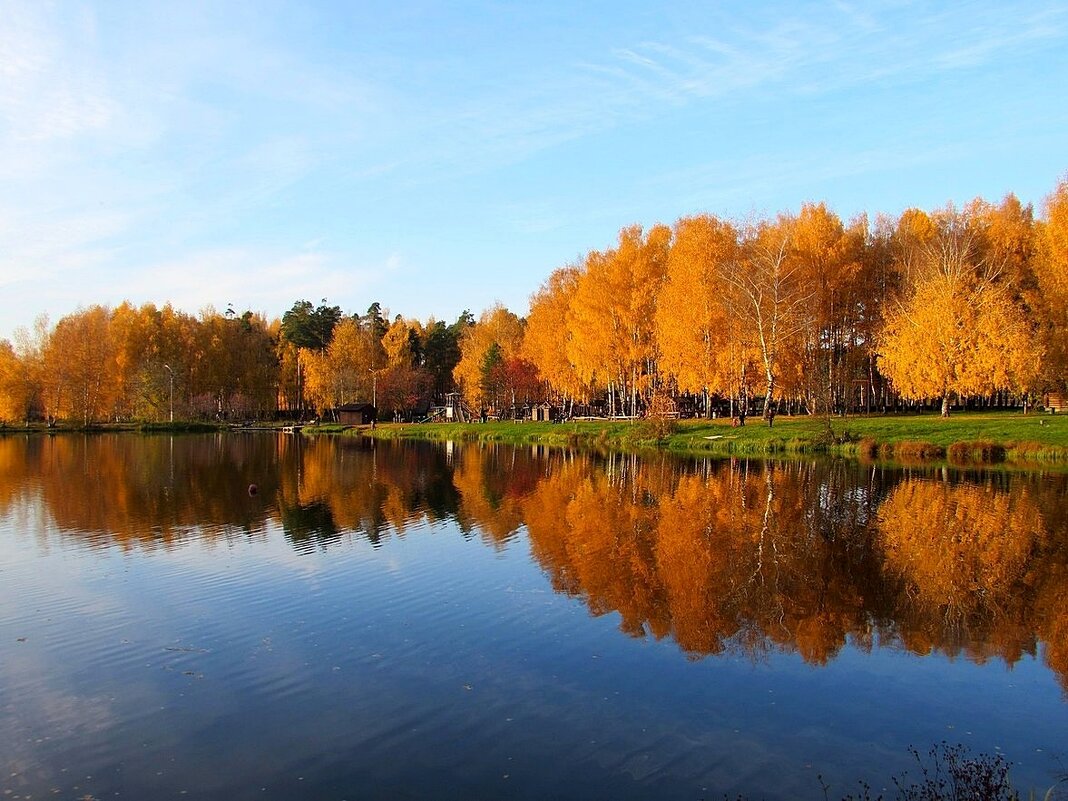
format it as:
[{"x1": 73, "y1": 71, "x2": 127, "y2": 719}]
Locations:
[
  {"x1": 360, "y1": 411, "x2": 1068, "y2": 465},
  {"x1": 301, "y1": 422, "x2": 349, "y2": 434}
]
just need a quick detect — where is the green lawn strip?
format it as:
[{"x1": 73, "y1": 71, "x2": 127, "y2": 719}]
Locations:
[{"x1": 360, "y1": 412, "x2": 1068, "y2": 464}]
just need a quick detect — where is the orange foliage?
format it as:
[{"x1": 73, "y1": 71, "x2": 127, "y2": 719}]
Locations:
[
  {"x1": 568, "y1": 225, "x2": 671, "y2": 415},
  {"x1": 523, "y1": 267, "x2": 586, "y2": 401},
  {"x1": 453, "y1": 304, "x2": 525, "y2": 408},
  {"x1": 1034, "y1": 179, "x2": 1068, "y2": 391},
  {"x1": 655, "y1": 215, "x2": 742, "y2": 399},
  {"x1": 878, "y1": 216, "x2": 1041, "y2": 414}
]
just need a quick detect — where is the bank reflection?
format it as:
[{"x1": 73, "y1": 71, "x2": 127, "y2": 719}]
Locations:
[
  {"x1": 0, "y1": 433, "x2": 281, "y2": 549},
  {"x1": 0, "y1": 434, "x2": 1065, "y2": 688}
]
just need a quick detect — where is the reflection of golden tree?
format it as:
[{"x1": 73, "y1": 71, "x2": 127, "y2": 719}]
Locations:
[
  {"x1": 6, "y1": 432, "x2": 1068, "y2": 691},
  {"x1": 655, "y1": 470, "x2": 739, "y2": 656},
  {"x1": 520, "y1": 455, "x2": 1068, "y2": 683},
  {"x1": 521, "y1": 457, "x2": 874, "y2": 664},
  {"x1": 657, "y1": 463, "x2": 868, "y2": 665},
  {"x1": 12, "y1": 434, "x2": 280, "y2": 550},
  {"x1": 291, "y1": 438, "x2": 454, "y2": 545},
  {"x1": 0, "y1": 436, "x2": 34, "y2": 510},
  {"x1": 523, "y1": 454, "x2": 586, "y2": 596},
  {"x1": 1036, "y1": 564, "x2": 1068, "y2": 694},
  {"x1": 561, "y1": 466, "x2": 670, "y2": 638},
  {"x1": 877, "y1": 478, "x2": 1045, "y2": 663},
  {"x1": 453, "y1": 444, "x2": 538, "y2": 547}
]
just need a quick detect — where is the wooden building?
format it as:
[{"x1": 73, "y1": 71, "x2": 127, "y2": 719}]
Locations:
[
  {"x1": 335, "y1": 403, "x2": 377, "y2": 425},
  {"x1": 529, "y1": 403, "x2": 560, "y2": 422},
  {"x1": 1044, "y1": 391, "x2": 1067, "y2": 413}
]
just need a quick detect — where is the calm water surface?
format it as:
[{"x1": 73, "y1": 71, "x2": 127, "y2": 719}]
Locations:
[{"x1": 0, "y1": 434, "x2": 1066, "y2": 800}]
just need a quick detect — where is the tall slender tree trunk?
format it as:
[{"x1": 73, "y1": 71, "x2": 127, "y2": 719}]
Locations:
[
  {"x1": 763, "y1": 365, "x2": 775, "y2": 422},
  {"x1": 631, "y1": 367, "x2": 638, "y2": 418}
]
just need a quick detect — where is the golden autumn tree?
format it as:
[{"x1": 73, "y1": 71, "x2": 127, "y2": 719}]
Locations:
[
  {"x1": 851, "y1": 213, "x2": 909, "y2": 412},
  {"x1": 523, "y1": 266, "x2": 586, "y2": 405},
  {"x1": 453, "y1": 304, "x2": 525, "y2": 410},
  {"x1": 41, "y1": 305, "x2": 117, "y2": 425},
  {"x1": 185, "y1": 308, "x2": 277, "y2": 419},
  {"x1": 568, "y1": 224, "x2": 671, "y2": 416},
  {"x1": 377, "y1": 317, "x2": 433, "y2": 417},
  {"x1": 381, "y1": 317, "x2": 414, "y2": 369},
  {"x1": 890, "y1": 207, "x2": 939, "y2": 289},
  {"x1": 655, "y1": 215, "x2": 744, "y2": 412},
  {"x1": 965, "y1": 194, "x2": 1037, "y2": 300},
  {"x1": 719, "y1": 215, "x2": 811, "y2": 422},
  {"x1": 109, "y1": 301, "x2": 151, "y2": 419},
  {"x1": 0, "y1": 340, "x2": 32, "y2": 423},
  {"x1": 107, "y1": 301, "x2": 190, "y2": 421},
  {"x1": 155, "y1": 304, "x2": 200, "y2": 420},
  {"x1": 1033, "y1": 178, "x2": 1068, "y2": 393},
  {"x1": 301, "y1": 316, "x2": 381, "y2": 417},
  {"x1": 9, "y1": 315, "x2": 48, "y2": 423},
  {"x1": 878, "y1": 215, "x2": 1041, "y2": 416},
  {"x1": 792, "y1": 203, "x2": 864, "y2": 415}
]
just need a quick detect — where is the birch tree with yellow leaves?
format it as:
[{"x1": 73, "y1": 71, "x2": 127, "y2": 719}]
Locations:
[
  {"x1": 1033, "y1": 179, "x2": 1068, "y2": 393},
  {"x1": 792, "y1": 203, "x2": 865, "y2": 415},
  {"x1": 0, "y1": 341, "x2": 32, "y2": 423},
  {"x1": 300, "y1": 317, "x2": 382, "y2": 416},
  {"x1": 877, "y1": 215, "x2": 1040, "y2": 416},
  {"x1": 523, "y1": 267, "x2": 586, "y2": 406},
  {"x1": 718, "y1": 216, "x2": 812, "y2": 422},
  {"x1": 568, "y1": 224, "x2": 671, "y2": 416},
  {"x1": 654, "y1": 215, "x2": 745, "y2": 414}
]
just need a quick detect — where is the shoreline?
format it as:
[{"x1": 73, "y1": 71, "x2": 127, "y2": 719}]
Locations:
[
  {"x1": 353, "y1": 411, "x2": 1068, "y2": 468},
  {"x1": 3, "y1": 411, "x2": 1066, "y2": 468}
]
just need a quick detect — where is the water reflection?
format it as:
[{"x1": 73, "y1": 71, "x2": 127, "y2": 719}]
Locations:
[{"x1": 1, "y1": 433, "x2": 1065, "y2": 690}]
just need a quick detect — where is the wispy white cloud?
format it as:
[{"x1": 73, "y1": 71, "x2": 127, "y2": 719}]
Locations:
[
  {"x1": 635, "y1": 137, "x2": 1012, "y2": 224},
  {"x1": 0, "y1": 1, "x2": 1064, "y2": 335},
  {"x1": 0, "y1": 206, "x2": 134, "y2": 287},
  {"x1": 410, "y1": 0, "x2": 1066, "y2": 179},
  {"x1": 0, "y1": 1, "x2": 117, "y2": 143},
  {"x1": 119, "y1": 247, "x2": 372, "y2": 319}
]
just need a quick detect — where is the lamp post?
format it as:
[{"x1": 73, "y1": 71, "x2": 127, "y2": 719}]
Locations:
[{"x1": 163, "y1": 364, "x2": 174, "y2": 423}]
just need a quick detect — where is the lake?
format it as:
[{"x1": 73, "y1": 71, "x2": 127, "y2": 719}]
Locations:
[{"x1": 1, "y1": 433, "x2": 1065, "y2": 800}]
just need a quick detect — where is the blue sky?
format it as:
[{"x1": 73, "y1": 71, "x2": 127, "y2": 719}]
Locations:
[{"x1": 1, "y1": 1, "x2": 1066, "y2": 340}]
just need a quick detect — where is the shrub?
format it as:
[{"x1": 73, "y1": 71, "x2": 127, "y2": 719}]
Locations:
[
  {"x1": 641, "y1": 417, "x2": 679, "y2": 440},
  {"x1": 841, "y1": 742, "x2": 1021, "y2": 801},
  {"x1": 891, "y1": 440, "x2": 946, "y2": 461},
  {"x1": 947, "y1": 440, "x2": 1006, "y2": 464},
  {"x1": 856, "y1": 438, "x2": 879, "y2": 459}
]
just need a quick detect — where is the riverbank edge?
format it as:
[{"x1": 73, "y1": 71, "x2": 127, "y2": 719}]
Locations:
[
  {"x1": 3, "y1": 413, "x2": 1065, "y2": 468},
  {"x1": 0, "y1": 421, "x2": 228, "y2": 434},
  {"x1": 350, "y1": 413, "x2": 1068, "y2": 468}
]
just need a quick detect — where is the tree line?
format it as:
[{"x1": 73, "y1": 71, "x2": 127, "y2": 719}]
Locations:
[
  {"x1": 0, "y1": 176, "x2": 1065, "y2": 424},
  {"x1": 0, "y1": 298, "x2": 474, "y2": 424},
  {"x1": 518, "y1": 178, "x2": 1067, "y2": 421}
]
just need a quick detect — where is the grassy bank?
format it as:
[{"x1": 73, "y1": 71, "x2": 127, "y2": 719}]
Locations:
[{"x1": 356, "y1": 411, "x2": 1068, "y2": 466}]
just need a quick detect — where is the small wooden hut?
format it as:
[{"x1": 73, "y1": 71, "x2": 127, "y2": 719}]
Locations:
[
  {"x1": 1043, "y1": 391, "x2": 1067, "y2": 413},
  {"x1": 336, "y1": 403, "x2": 377, "y2": 425}
]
